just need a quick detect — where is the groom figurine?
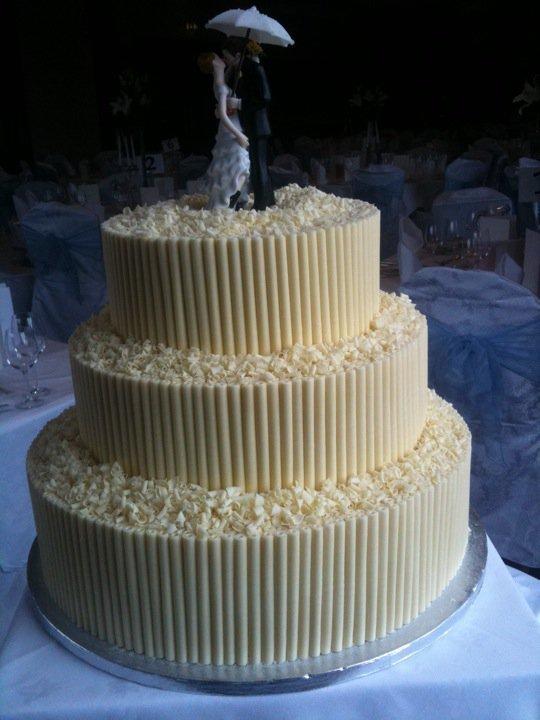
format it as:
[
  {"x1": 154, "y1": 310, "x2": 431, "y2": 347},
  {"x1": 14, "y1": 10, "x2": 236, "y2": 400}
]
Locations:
[{"x1": 225, "y1": 40, "x2": 275, "y2": 210}]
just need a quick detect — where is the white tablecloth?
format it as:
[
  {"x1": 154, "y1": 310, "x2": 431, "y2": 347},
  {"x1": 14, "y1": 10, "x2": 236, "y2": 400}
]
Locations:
[
  {"x1": 1, "y1": 541, "x2": 538, "y2": 720},
  {"x1": 0, "y1": 341, "x2": 73, "y2": 571}
]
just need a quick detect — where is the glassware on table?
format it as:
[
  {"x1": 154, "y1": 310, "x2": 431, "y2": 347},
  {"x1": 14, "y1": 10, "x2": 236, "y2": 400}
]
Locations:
[
  {"x1": 444, "y1": 219, "x2": 466, "y2": 264},
  {"x1": 476, "y1": 228, "x2": 495, "y2": 270},
  {"x1": 13, "y1": 313, "x2": 51, "y2": 398},
  {"x1": 30, "y1": 322, "x2": 51, "y2": 398},
  {"x1": 4, "y1": 315, "x2": 43, "y2": 410},
  {"x1": 424, "y1": 224, "x2": 438, "y2": 254}
]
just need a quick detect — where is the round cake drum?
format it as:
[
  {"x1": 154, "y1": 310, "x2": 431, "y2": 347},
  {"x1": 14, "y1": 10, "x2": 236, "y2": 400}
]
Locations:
[{"x1": 27, "y1": 511, "x2": 486, "y2": 695}]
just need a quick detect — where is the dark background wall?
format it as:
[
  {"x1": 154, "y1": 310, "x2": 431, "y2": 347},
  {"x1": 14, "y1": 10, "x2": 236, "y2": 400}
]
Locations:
[{"x1": 2, "y1": 0, "x2": 538, "y2": 169}]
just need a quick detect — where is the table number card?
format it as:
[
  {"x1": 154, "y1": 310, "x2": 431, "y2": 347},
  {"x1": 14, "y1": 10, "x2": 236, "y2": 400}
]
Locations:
[{"x1": 136, "y1": 154, "x2": 165, "y2": 176}]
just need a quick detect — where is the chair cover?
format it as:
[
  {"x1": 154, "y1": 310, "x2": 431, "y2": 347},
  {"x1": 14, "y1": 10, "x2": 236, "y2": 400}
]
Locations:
[
  {"x1": 45, "y1": 154, "x2": 76, "y2": 178},
  {"x1": 495, "y1": 253, "x2": 524, "y2": 285},
  {"x1": 272, "y1": 154, "x2": 303, "y2": 173},
  {"x1": 21, "y1": 203, "x2": 107, "y2": 342},
  {"x1": 444, "y1": 157, "x2": 488, "y2": 191},
  {"x1": 432, "y1": 187, "x2": 513, "y2": 237},
  {"x1": 0, "y1": 272, "x2": 34, "y2": 316},
  {"x1": 0, "y1": 177, "x2": 18, "y2": 231},
  {"x1": 400, "y1": 267, "x2": 540, "y2": 567},
  {"x1": 352, "y1": 164, "x2": 405, "y2": 259},
  {"x1": 519, "y1": 157, "x2": 540, "y2": 168},
  {"x1": 175, "y1": 155, "x2": 210, "y2": 190},
  {"x1": 523, "y1": 229, "x2": 540, "y2": 295},
  {"x1": 14, "y1": 181, "x2": 62, "y2": 208},
  {"x1": 269, "y1": 167, "x2": 309, "y2": 190},
  {"x1": 397, "y1": 217, "x2": 423, "y2": 283},
  {"x1": 310, "y1": 159, "x2": 327, "y2": 186}
]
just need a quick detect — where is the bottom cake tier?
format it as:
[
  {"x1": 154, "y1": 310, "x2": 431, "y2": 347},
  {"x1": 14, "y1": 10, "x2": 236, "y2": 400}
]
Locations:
[{"x1": 27, "y1": 391, "x2": 470, "y2": 667}]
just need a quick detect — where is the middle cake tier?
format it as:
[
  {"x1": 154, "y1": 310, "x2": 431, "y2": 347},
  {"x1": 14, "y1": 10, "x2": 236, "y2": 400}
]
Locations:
[{"x1": 70, "y1": 293, "x2": 427, "y2": 492}]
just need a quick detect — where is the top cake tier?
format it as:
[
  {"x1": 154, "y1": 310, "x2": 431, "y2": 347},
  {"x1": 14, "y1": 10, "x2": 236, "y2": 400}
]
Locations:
[{"x1": 101, "y1": 186, "x2": 380, "y2": 355}]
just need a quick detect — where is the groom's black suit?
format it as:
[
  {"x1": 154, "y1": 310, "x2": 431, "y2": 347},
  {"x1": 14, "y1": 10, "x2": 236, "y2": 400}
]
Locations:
[{"x1": 238, "y1": 57, "x2": 275, "y2": 210}]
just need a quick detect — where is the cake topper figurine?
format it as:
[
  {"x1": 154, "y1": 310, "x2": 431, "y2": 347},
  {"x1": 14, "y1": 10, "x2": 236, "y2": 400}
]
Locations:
[
  {"x1": 198, "y1": 52, "x2": 250, "y2": 210},
  {"x1": 205, "y1": 6, "x2": 294, "y2": 211}
]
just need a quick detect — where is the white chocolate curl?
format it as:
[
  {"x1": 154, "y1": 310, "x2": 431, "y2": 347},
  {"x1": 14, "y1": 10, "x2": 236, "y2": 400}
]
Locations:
[
  {"x1": 28, "y1": 392, "x2": 470, "y2": 539},
  {"x1": 70, "y1": 292, "x2": 424, "y2": 385},
  {"x1": 102, "y1": 184, "x2": 377, "y2": 241}
]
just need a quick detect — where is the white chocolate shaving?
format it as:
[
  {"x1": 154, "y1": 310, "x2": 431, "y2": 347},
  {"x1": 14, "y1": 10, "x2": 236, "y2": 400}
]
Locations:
[
  {"x1": 102, "y1": 184, "x2": 377, "y2": 242},
  {"x1": 70, "y1": 292, "x2": 424, "y2": 385},
  {"x1": 28, "y1": 391, "x2": 470, "y2": 539}
]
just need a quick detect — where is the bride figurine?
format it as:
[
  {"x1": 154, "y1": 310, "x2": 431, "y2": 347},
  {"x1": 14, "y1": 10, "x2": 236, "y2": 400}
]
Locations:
[{"x1": 198, "y1": 52, "x2": 250, "y2": 210}]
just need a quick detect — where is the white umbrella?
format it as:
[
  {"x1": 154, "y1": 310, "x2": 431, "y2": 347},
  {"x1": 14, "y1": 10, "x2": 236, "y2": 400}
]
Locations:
[
  {"x1": 205, "y1": 6, "x2": 294, "y2": 47},
  {"x1": 206, "y1": 6, "x2": 294, "y2": 95}
]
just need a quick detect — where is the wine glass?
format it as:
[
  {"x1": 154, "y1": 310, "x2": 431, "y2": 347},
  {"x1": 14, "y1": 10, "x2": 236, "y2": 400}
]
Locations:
[
  {"x1": 4, "y1": 316, "x2": 43, "y2": 409},
  {"x1": 424, "y1": 224, "x2": 438, "y2": 255},
  {"x1": 24, "y1": 314, "x2": 51, "y2": 398},
  {"x1": 445, "y1": 219, "x2": 464, "y2": 263}
]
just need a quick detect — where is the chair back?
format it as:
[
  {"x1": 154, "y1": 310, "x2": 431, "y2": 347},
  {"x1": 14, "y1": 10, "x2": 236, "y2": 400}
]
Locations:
[
  {"x1": 400, "y1": 267, "x2": 540, "y2": 566},
  {"x1": 14, "y1": 181, "x2": 62, "y2": 207},
  {"x1": 397, "y1": 217, "x2": 423, "y2": 282},
  {"x1": 21, "y1": 202, "x2": 107, "y2": 341},
  {"x1": 352, "y1": 164, "x2": 405, "y2": 259},
  {"x1": 444, "y1": 157, "x2": 488, "y2": 191},
  {"x1": 523, "y1": 229, "x2": 540, "y2": 295}
]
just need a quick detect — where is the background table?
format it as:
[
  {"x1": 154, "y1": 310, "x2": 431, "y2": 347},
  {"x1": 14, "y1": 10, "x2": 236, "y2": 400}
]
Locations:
[{"x1": 0, "y1": 341, "x2": 73, "y2": 571}]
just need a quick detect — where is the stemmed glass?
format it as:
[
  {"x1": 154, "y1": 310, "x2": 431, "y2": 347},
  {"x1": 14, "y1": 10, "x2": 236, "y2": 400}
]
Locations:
[
  {"x1": 25, "y1": 314, "x2": 50, "y2": 397},
  {"x1": 424, "y1": 224, "x2": 438, "y2": 255},
  {"x1": 445, "y1": 219, "x2": 465, "y2": 264},
  {"x1": 4, "y1": 315, "x2": 43, "y2": 409},
  {"x1": 26, "y1": 314, "x2": 51, "y2": 398}
]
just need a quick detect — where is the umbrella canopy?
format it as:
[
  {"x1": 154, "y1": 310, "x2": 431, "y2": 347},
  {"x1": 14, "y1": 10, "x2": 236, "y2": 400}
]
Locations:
[{"x1": 205, "y1": 6, "x2": 294, "y2": 47}]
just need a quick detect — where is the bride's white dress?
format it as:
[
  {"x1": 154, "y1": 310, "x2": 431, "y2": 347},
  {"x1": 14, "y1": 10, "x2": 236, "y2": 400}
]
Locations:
[{"x1": 206, "y1": 84, "x2": 250, "y2": 209}]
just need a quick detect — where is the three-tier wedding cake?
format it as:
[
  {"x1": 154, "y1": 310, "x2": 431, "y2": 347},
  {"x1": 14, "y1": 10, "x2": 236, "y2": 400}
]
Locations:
[{"x1": 27, "y1": 185, "x2": 470, "y2": 666}]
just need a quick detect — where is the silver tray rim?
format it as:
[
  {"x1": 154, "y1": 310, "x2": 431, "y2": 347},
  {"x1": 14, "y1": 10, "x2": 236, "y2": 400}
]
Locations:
[{"x1": 27, "y1": 509, "x2": 487, "y2": 695}]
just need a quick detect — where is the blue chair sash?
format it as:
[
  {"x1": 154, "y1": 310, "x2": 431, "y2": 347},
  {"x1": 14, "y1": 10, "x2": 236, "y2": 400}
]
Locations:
[{"x1": 427, "y1": 315, "x2": 540, "y2": 463}]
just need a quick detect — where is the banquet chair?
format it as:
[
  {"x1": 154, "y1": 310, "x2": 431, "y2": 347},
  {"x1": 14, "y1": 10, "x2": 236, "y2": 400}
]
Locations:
[
  {"x1": 13, "y1": 181, "x2": 62, "y2": 208},
  {"x1": 523, "y1": 229, "x2": 540, "y2": 295},
  {"x1": 352, "y1": 164, "x2": 405, "y2": 259},
  {"x1": 272, "y1": 154, "x2": 303, "y2": 173},
  {"x1": 45, "y1": 154, "x2": 76, "y2": 178},
  {"x1": 176, "y1": 155, "x2": 210, "y2": 190},
  {"x1": 0, "y1": 272, "x2": 34, "y2": 316},
  {"x1": 269, "y1": 166, "x2": 309, "y2": 190},
  {"x1": 495, "y1": 253, "x2": 524, "y2": 285},
  {"x1": 397, "y1": 217, "x2": 423, "y2": 283},
  {"x1": 400, "y1": 267, "x2": 540, "y2": 568},
  {"x1": 444, "y1": 157, "x2": 488, "y2": 191},
  {"x1": 21, "y1": 202, "x2": 107, "y2": 342}
]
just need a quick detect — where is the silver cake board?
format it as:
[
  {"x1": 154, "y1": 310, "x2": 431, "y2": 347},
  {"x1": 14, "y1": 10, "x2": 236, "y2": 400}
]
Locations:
[{"x1": 27, "y1": 510, "x2": 487, "y2": 695}]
